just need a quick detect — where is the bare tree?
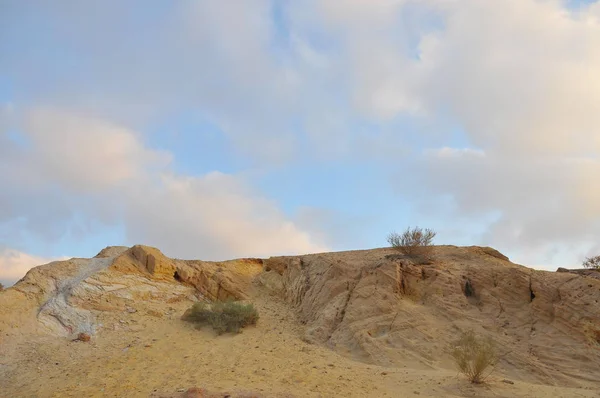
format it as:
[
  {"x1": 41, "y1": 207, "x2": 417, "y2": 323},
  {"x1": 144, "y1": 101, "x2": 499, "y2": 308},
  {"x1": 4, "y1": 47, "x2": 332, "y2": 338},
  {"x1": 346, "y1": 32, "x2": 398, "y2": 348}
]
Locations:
[
  {"x1": 387, "y1": 226, "x2": 437, "y2": 257},
  {"x1": 583, "y1": 255, "x2": 600, "y2": 270}
]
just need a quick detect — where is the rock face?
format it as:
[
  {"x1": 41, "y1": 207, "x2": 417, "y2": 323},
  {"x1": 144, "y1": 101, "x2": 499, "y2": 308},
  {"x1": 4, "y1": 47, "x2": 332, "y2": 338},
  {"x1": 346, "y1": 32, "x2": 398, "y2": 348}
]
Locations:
[
  {"x1": 557, "y1": 267, "x2": 600, "y2": 280},
  {"x1": 1, "y1": 244, "x2": 599, "y2": 392},
  {"x1": 0, "y1": 245, "x2": 262, "y2": 339},
  {"x1": 262, "y1": 246, "x2": 600, "y2": 386},
  {"x1": 176, "y1": 258, "x2": 264, "y2": 301}
]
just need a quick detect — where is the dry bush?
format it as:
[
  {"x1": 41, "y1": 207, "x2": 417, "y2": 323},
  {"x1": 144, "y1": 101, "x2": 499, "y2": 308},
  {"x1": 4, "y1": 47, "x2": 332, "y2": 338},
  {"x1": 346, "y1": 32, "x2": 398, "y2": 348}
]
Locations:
[
  {"x1": 387, "y1": 226, "x2": 436, "y2": 258},
  {"x1": 182, "y1": 300, "x2": 259, "y2": 335},
  {"x1": 583, "y1": 255, "x2": 600, "y2": 270},
  {"x1": 451, "y1": 330, "x2": 497, "y2": 384},
  {"x1": 0, "y1": 283, "x2": 3, "y2": 291}
]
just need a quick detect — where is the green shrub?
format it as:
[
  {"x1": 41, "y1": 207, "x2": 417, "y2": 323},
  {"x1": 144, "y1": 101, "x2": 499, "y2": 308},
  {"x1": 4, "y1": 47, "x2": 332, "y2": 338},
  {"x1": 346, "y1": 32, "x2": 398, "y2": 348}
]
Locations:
[
  {"x1": 451, "y1": 330, "x2": 497, "y2": 384},
  {"x1": 387, "y1": 226, "x2": 436, "y2": 258},
  {"x1": 182, "y1": 300, "x2": 259, "y2": 335},
  {"x1": 583, "y1": 255, "x2": 600, "y2": 270}
]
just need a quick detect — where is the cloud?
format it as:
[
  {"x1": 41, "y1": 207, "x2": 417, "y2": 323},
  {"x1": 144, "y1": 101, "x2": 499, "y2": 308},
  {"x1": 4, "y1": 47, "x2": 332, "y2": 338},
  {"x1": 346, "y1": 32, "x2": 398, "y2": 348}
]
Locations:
[
  {"x1": 411, "y1": 1, "x2": 600, "y2": 264},
  {"x1": 3, "y1": 0, "x2": 600, "y2": 270},
  {"x1": 0, "y1": 106, "x2": 170, "y2": 241},
  {"x1": 0, "y1": 1, "x2": 307, "y2": 163},
  {"x1": 0, "y1": 247, "x2": 66, "y2": 287},
  {"x1": 415, "y1": 0, "x2": 600, "y2": 157},
  {"x1": 301, "y1": 0, "x2": 600, "y2": 264},
  {"x1": 0, "y1": 1, "x2": 406, "y2": 163},
  {"x1": 421, "y1": 149, "x2": 600, "y2": 245},
  {"x1": 123, "y1": 172, "x2": 328, "y2": 260},
  {"x1": 16, "y1": 108, "x2": 171, "y2": 192},
  {"x1": 0, "y1": 106, "x2": 328, "y2": 276},
  {"x1": 4, "y1": 1, "x2": 600, "y2": 158}
]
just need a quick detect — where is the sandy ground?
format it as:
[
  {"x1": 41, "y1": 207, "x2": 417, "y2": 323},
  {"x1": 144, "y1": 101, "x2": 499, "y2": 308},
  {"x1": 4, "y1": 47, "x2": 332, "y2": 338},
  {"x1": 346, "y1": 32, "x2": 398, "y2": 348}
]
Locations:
[{"x1": 2, "y1": 289, "x2": 598, "y2": 398}]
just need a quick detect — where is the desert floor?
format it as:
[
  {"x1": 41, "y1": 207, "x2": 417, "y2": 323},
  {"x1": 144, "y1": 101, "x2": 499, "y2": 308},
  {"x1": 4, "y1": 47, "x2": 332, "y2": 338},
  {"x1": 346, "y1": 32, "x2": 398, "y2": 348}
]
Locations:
[{"x1": 2, "y1": 289, "x2": 598, "y2": 398}]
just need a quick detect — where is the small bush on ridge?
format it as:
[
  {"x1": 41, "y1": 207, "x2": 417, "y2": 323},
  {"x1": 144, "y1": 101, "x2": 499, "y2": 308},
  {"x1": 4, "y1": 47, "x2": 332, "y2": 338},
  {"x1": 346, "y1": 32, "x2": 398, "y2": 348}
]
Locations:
[
  {"x1": 387, "y1": 226, "x2": 436, "y2": 257},
  {"x1": 583, "y1": 255, "x2": 600, "y2": 270},
  {"x1": 182, "y1": 300, "x2": 259, "y2": 335},
  {"x1": 451, "y1": 330, "x2": 497, "y2": 384}
]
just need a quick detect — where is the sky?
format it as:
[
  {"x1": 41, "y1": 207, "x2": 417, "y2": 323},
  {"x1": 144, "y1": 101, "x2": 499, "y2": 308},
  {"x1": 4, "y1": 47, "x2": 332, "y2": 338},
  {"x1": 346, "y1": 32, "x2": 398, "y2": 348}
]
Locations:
[{"x1": 1, "y1": 0, "x2": 600, "y2": 287}]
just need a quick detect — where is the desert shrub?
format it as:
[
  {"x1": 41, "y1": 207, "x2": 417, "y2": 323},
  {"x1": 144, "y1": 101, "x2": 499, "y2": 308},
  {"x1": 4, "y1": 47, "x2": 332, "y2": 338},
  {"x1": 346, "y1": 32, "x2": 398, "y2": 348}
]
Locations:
[
  {"x1": 451, "y1": 330, "x2": 497, "y2": 384},
  {"x1": 583, "y1": 255, "x2": 600, "y2": 270},
  {"x1": 0, "y1": 283, "x2": 3, "y2": 291},
  {"x1": 182, "y1": 300, "x2": 259, "y2": 335},
  {"x1": 387, "y1": 226, "x2": 436, "y2": 257}
]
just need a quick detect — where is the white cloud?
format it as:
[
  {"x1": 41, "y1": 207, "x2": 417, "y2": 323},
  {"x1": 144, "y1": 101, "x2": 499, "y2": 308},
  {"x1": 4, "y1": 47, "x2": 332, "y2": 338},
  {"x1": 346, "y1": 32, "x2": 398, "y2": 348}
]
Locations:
[
  {"x1": 123, "y1": 172, "x2": 328, "y2": 260},
  {"x1": 0, "y1": 248, "x2": 66, "y2": 287},
  {"x1": 315, "y1": 0, "x2": 408, "y2": 28},
  {"x1": 426, "y1": 147, "x2": 485, "y2": 158},
  {"x1": 1, "y1": 106, "x2": 170, "y2": 191},
  {"x1": 0, "y1": 106, "x2": 328, "y2": 278},
  {"x1": 296, "y1": 0, "x2": 600, "y2": 155},
  {"x1": 303, "y1": 0, "x2": 600, "y2": 265},
  {"x1": 418, "y1": 149, "x2": 600, "y2": 267},
  {"x1": 20, "y1": 108, "x2": 171, "y2": 192},
  {"x1": 414, "y1": 0, "x2": 600, "y2": 156},
  {"x1": 3, "y1": 0, "x2": 600, "y2": 270}
]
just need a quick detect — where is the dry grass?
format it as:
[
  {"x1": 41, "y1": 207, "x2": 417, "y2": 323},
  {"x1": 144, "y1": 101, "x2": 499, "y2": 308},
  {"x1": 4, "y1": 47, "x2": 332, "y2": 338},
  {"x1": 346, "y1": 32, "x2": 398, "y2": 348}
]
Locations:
[
  {"x1": 451, "y1": 330, "x2": 497, "y2": 384},
  {"x1": 182, "y1": 300, "x2": 259, "y2": 335}
]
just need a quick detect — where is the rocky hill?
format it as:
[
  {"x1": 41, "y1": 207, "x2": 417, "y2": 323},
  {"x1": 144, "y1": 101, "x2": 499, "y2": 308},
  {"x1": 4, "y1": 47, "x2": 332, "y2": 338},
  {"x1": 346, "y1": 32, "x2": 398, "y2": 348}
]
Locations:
[{"x1": 1, "y1": 245, "x2": 599, "y2": 397}]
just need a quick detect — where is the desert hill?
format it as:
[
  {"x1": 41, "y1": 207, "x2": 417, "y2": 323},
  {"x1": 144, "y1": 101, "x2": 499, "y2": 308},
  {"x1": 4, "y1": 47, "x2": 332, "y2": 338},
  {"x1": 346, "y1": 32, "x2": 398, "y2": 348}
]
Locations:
[{"x1": 1, "y1": 245, "x2": 599, "y2": 397}]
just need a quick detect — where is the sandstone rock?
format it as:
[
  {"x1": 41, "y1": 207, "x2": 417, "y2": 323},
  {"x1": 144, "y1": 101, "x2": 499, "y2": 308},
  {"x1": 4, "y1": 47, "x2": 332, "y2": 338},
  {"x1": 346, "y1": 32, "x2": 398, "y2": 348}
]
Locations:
[
  {"x1": 262, "y1": 257, "x2": 289, "y2": 275},
  {"x1": 175, "y1": 258, "x2": 263, "y2": 301},
  {"x1": 476, "y1": 246, "x2": 510, "y2": 261},
  {"x1": 4, "y1": 257, "x2": 110, "y2": 337},
  {"x1": 0, "y1": 247, "x2": 187, "y2": 338},
  {"x1": 100, "y1": 245, "x2": 178, "y2": 281},
  {"x1": 270, "y1": 245, "x2": 600, "y2": 386},
  {"x1": 0, "y1": 246, "x2": 264, "y2": 339},
  {"x1": 184, "y1": 387, "x2": 205, "y2": 398},
  {"x1": 3, "y1": 243, "x2": 600, "y2": 393},
  {"x1": 555, "y1": 267, "x2": 600, "y2": 280},
  {"x1": 73, "y1": 332, "x2": 91, "y2": 342},
  {"x1": 255, "y1": 270, "x2": 285, "y2": 296},
  {"x1": 95, "y1": 246, "x2": 129, "y2": 258}
]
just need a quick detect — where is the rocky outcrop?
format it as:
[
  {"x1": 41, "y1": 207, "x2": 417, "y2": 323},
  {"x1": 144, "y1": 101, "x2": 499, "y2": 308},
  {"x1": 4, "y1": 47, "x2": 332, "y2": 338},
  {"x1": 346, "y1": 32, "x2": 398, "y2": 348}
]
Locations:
[
  {"x1": 557, "y1": 267, "x2": 600, "y2": 280},
  {"x1": 263, "y1": 246, "x2": 600, "y2": 387},
  {"x1": 37, "y1": 256, "x2": 114, "y2": 335},
  {"x1": 2, "y1": 243, "x2": 600, "y2": 391},
  {"x1": 94, "y1": 246, "x2": 129, "y2": 258},
  {"x1": 175, "y1": 258, "x2": 263, "y2": 301},
  {"x1": 109, "y1": 245, "x2": 178, "y2": 278},
  {"x1": 0, "y1": 245, "x2": 262, "y2": 338}
]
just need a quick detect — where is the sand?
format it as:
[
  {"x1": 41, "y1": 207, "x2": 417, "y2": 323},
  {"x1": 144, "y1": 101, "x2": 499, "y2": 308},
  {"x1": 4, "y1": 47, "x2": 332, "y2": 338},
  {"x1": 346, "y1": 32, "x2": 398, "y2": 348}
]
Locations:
[
  {"x1": 2, "y1": 291, "x2": 597, "y2": 397},
  {"x1": 2, "y1": 245, "x2": 599, "y2": 397}
]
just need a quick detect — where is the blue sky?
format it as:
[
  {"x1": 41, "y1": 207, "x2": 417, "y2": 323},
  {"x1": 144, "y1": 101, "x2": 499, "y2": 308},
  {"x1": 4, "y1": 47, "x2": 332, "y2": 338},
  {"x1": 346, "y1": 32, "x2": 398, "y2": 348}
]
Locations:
[{"x1": 2, "y1": 0, "x2": 600, "y2": 286}]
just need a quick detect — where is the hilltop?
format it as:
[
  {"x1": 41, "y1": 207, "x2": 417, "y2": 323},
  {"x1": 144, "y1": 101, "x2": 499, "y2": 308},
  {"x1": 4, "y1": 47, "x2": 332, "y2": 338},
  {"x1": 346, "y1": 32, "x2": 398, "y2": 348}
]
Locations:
[{"x1": 1, "y1": 245, "x2": 599, "y2": 397}]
